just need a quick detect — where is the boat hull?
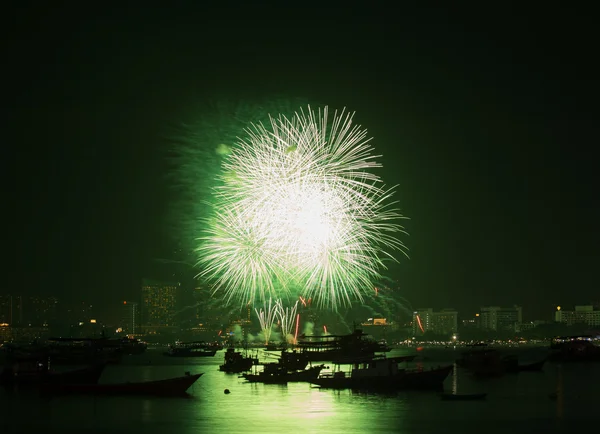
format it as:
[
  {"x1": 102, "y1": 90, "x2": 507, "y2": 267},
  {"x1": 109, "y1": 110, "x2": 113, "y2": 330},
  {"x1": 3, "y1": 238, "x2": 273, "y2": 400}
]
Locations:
[
  {"x1": 243, "y1": 365, "x2": 325, "y2": 384},
  {"x1": 39, "y1": 373, "x2": 203, "y2": 397},
  {"x1": 311, "y1": 365, "x2": 453, "y2": 391}
]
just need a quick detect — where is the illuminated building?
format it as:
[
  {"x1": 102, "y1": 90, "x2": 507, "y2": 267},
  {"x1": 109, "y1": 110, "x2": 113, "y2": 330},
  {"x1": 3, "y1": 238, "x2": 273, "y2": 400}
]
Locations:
[
  {"x1": 141, "y1": 278, "x2": 178, "y2": 333},
  {"x1": 0, "y1": 295, "x2": 22, "y2": 325},
  {"x1": 121, "y1": 301, "x2": 139, "y2": 335},
  {"x1": 412, "y1": 308, "x2": 458, "y2": 336},
  {"x1": 361, "y1": 318, "x2": 391, "y2": 340},
  {"x1": 479, "y1": 306, "x2": 522, "y2": 332},
  {"x1": 555, "y1": 305, "x2": 600, "y2": 327},
  {"x1": 0, "y1": 322, "x2": 10, "y2": 342}
]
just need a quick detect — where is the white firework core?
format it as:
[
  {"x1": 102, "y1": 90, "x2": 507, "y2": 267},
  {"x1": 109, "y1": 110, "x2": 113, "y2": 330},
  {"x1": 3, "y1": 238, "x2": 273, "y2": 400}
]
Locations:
[{"x1": 197, "y1": 106, "x2": 407, "y2": 309}]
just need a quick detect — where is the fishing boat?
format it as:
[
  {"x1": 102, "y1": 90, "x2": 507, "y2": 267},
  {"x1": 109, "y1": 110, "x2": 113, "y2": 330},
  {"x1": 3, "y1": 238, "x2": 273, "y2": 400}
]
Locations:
[
  {"x1": 39, "y1": 372, "x2": 203, "y2": 397},
  {"x1": 441, "y1": 393, "x2": 487, "y2": 401},
  {"x1": 242, "y1": 364, "x2": 326, "y2": 384},
  {"x1": 163, "y1": 341, "x2": 217, "y2": 357},
  {"x1": 310, "y1": 355, "x2": 452, "y2": 391}
]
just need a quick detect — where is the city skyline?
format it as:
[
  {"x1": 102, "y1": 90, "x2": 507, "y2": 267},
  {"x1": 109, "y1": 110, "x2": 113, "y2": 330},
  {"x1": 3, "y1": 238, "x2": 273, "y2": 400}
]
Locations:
[{"x1": 2, "y1": 291, "x2": 599, "y2": 330}]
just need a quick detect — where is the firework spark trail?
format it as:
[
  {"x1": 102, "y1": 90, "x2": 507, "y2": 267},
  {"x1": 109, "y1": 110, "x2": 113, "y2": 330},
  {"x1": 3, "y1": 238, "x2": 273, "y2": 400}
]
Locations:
[
  {"x1": 276, "y1": 299, "x2": 299, "y2": 343},
  {"x1": 171, "y1": 98, "x2": 313, "y2": 254},
  {"x1": 255, "y1": 298, "x2": 278, "y2": 345},
  {"x1": 197, "y1": 106, "x2": 408, "y2": 309},
  {"x1": 294, "y1": 313, "x2": 300, "y2": 345}
]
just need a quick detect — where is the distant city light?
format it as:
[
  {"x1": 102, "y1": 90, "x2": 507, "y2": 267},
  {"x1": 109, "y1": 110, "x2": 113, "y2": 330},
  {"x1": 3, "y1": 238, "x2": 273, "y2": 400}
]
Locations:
[{"x1": 90, "y1": 319, "x2": 97, "y2": 324}]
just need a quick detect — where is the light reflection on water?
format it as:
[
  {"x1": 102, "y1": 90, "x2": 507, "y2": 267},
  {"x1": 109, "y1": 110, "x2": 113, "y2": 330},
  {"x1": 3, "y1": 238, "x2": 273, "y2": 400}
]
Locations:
[{"x1": 1, "y1": 347, "x2": 598, "y2": 434}]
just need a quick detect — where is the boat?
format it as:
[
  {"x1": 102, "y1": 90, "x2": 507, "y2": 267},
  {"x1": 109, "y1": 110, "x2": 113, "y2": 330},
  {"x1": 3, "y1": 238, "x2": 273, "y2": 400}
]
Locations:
[
  {"x1": 278, "y1": 350, "x2": 310, "y2": 371},
  {"x1": 242, "y1": 364, "x2": 326, "y2": 384},
  {"x1": 163, "y1": 341, "x2": 217, "y2": 357},
  {"x1": 219, "y1": 348, "x2": 259, "y2": 373},
  {"x1": 296, "y1": 329, "x2": 391, "y2": 362},
  {"x1": 548, "y1": 336, "x2": 600, "y2": 363},
  {"x1": 441, "y1": 393, "x2": 487, "y2": 401},
  {"x1": 1, "y1": 359, "x2": 106, "y2": 387},
  {"x1": 39, "y1": 372, "x2": 203, "y2": 397},
  {"x1": 310, "y1": 355, "x2": 453, "y2": 391}
]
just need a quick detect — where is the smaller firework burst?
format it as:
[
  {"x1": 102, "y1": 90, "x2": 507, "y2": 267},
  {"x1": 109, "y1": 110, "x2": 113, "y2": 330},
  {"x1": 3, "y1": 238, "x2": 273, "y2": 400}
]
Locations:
[
  {"x1": 255, "y1": 298, "x2": 278, "y2": 345},
  {"x1": 276, "y1": 299, "x2": 299, "y2": 344}
]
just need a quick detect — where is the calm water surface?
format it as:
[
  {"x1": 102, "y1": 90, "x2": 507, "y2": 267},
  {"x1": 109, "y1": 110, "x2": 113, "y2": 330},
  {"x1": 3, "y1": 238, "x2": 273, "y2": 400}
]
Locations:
[{"x1": 1, "y1": 347, "x2": 597, "y2": 433}]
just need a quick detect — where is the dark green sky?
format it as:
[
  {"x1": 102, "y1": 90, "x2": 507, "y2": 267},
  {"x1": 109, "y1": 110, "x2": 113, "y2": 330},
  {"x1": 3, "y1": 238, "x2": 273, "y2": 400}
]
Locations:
[{"x1": 5, "y1": 3, "x2": 597, "y2": 320}]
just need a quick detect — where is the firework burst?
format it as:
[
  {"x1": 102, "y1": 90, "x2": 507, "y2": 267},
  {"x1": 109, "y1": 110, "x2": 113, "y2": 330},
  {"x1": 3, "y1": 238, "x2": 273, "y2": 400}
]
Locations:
[
  {"x1": 197, "y1": 106, "x2": 408, "y2": 309},
  {"x1": 255, "y1": 298, "x2": 278, "y2": 345},
  {"x1": 276, "y1": 299, "x2": 299, "y2": 343}
]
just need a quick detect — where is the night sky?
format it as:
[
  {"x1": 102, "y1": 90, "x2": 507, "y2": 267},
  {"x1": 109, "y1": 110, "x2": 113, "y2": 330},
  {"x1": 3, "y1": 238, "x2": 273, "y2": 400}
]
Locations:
[{"x1": 6, "y1": 3, "x2": 597, "y2": 320}]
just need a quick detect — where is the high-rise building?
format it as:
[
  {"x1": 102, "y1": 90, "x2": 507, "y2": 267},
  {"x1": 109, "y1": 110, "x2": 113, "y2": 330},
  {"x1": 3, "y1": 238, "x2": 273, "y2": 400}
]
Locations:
[
  {"x1": 412, "y1": 308, "x2": 458, "y2": 336},
  {"x1": 141, "y1": 278, "x2": 178, "y2": 332},
  {"x1": 555, "y1": 305, "x2": 600, "y2": 327},
  {"x1": 0, "y1": 295, "x2": 23, "y2": 325},
  {"x1": 121, "y1": 301, "x2": 140, "y2": 335},
  {"x1": 480, "y1": 306, "x2": 523, "y2": 332}
]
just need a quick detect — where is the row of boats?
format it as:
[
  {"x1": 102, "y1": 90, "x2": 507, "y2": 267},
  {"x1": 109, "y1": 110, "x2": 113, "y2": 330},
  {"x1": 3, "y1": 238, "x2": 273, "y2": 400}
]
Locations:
[{"x1": 1, "y1": 331, "x2": 598, "y2": 398}]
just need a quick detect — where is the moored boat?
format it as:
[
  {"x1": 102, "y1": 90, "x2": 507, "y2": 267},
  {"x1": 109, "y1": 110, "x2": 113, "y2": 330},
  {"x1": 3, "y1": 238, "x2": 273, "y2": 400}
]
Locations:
[
  {"x1": 163, "y1": 341, "x2": 217, "y2": 357},
  {"x1": 39, "y1": 372, "x2": 203, "y2": 397},
  {"x1": 279, "y1": 350, "x2": 310, "y2": 371},
  {"x1": 219, "y1": 348, "x2": 258, "y2": 373},
  {"x1": 297, "y1": 329, "x2": 390, "y2": 362},
  {"x1": 548, "y1": 337, "x2": 600, "y2": 363},
  {"x1": 243, "y1": 364, "x2": 326, "y2": 384},
  {"x1": 310, "y1": 356, "x2": 452, "y2": 391}
]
